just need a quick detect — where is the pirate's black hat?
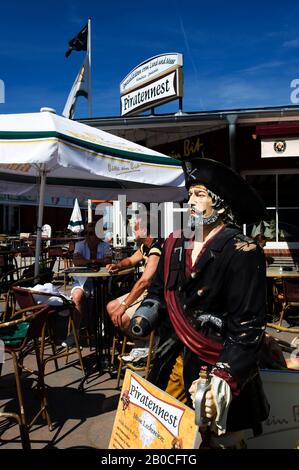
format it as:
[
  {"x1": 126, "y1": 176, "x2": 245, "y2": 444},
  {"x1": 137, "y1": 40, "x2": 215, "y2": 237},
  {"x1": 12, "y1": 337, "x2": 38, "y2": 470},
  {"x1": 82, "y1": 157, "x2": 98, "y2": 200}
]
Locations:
[{"x1": 182, "y1": 158, "x2": 268, "y2": 224}]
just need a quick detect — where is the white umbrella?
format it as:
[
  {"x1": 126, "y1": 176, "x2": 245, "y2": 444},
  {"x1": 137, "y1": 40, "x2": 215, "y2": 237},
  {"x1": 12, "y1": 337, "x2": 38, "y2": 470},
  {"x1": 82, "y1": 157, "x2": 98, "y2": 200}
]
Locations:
[
  {"x1": 68, "y1": 198, "x2": 84, "y2": 233},
  {"x1": 0, "y1": 109, "x2": 185, "y2": 275}
]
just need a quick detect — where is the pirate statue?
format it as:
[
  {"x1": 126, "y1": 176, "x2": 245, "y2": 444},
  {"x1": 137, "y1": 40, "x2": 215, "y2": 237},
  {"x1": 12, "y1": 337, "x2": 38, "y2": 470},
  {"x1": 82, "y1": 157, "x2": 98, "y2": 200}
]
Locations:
[{"x1": 131, "y1": 158, "x2": 270, "y2": 448}]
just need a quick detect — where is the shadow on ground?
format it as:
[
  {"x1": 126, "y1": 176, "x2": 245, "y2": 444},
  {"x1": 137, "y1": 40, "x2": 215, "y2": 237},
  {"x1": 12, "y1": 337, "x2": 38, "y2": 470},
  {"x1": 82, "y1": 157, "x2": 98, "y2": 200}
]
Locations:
[{"x1": 0, "y1": 351, "x2": 121, "y2": 449}]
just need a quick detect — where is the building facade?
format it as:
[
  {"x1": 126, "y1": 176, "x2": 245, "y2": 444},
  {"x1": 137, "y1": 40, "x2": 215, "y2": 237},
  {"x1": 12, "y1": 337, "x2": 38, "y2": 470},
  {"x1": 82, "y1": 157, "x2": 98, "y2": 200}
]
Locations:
[
  {"x1": 1, "y1": 104, "x2": 298, "y2": 246},
  {"x1": 81, "y1": 104, "x2": 299, "y2": 247}
]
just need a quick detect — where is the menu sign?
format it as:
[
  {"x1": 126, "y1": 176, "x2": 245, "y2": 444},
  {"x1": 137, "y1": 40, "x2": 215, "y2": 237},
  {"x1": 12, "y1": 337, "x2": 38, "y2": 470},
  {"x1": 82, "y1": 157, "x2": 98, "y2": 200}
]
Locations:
[{"x1": 109, "y1": 370, "x2": 200, "y2": 449}]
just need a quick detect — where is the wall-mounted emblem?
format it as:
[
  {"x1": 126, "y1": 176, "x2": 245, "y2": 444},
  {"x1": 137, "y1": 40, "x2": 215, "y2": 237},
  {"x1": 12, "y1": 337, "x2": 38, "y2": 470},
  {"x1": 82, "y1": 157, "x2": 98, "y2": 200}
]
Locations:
[{"x1": 274, "y1": 140, "x2": 286, "y2": 153}]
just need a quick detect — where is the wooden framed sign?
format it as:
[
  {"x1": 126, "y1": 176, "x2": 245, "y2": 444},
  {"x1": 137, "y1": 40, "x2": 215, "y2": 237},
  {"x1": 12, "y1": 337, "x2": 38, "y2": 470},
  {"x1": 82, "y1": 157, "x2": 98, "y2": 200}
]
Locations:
[{"x1": 109, "y1": 370, "x2": 200, "y2": 449}]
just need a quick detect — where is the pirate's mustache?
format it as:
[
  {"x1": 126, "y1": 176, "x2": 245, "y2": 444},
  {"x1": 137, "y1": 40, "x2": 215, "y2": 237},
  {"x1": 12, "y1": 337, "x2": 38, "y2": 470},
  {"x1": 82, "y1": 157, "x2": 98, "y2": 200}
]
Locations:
[{"x1": 190, "y1": 206, "x2": 206, "y2": 217}]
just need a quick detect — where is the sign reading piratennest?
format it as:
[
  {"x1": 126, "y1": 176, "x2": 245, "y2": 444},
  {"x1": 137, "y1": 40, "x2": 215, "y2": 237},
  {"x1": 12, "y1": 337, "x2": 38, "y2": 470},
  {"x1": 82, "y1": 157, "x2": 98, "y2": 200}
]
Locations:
[
  {"x1": 109, "y1": 370, "x2": 200, "y2": 449},
  {"x1": 120, "y1": 53, "x2": 183, "y2": 116}
]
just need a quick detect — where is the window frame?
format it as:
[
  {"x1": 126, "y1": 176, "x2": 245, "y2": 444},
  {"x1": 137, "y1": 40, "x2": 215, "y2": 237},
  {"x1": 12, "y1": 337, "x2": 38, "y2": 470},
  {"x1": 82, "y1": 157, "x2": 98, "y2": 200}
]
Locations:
[{"x1": 241, "y1": 169, "x2": 299, "y2": 247}]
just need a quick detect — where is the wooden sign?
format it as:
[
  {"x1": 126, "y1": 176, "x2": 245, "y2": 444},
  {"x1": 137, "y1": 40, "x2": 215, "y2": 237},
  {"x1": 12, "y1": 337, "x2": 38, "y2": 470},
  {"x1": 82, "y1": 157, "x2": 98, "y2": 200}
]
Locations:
[
  {"x1": 245, "y1": 369, "x2": 299, "y2": 449},
  {"x1": 109, "y1": 370, "x2": 200, "y2": 449}
]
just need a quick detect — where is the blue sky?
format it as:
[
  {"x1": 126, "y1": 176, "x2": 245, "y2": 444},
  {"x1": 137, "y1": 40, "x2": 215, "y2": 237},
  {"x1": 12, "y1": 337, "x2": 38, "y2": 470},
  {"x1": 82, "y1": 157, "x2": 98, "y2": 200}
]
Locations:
[{"x1": 1, "y1": 0, "x2": 299, "y2": 118}]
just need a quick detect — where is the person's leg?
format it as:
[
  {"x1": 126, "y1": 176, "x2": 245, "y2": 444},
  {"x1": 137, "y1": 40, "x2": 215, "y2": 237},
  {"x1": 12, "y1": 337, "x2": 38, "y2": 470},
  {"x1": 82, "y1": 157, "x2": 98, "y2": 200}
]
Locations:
[
  {"x1": 107, "y1": 294, "x2": 153, "y2": 362},
  {"x1": 107, "y1": 294, "x2": 143, "y2": 331},
  {"x1": 106, "y1": 296, "x2": 125, "y2": 326},
  {"x1": 121, "y1": 301, "x2": 138, "y2": 331},
  {"x1": 61, "y1": 286, "x2": 86, "y2": 347},
  {"x1": 71, "y1": 286, "x2": 86, "y2": 330},
  {"x1": 164, "y1": 351, "x2": 187, "y2": 403}
]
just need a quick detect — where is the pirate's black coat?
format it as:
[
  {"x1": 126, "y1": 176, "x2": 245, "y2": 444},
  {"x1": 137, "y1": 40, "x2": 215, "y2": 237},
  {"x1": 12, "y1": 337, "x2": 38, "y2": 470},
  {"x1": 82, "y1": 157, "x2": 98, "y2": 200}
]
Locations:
[{"x1": 148, "y1": 226, "x2": 270, "y2": 435}]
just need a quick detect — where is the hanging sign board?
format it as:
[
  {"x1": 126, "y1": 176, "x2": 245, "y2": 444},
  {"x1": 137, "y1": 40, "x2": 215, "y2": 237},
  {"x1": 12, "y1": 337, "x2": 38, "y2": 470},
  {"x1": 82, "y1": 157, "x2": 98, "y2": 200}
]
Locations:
[
  {"x1": 120, "y1": 70, "x2": 182, "y2": 116},
  {"x1": 120, "y1": 53, "x2": 183, "y2": 116},
  {"x1": 109, "y1": 370, "x2": 200, "y2": 449},
  {"x1": 120, "y1": 53, "x2": 183, "y2": 94}
]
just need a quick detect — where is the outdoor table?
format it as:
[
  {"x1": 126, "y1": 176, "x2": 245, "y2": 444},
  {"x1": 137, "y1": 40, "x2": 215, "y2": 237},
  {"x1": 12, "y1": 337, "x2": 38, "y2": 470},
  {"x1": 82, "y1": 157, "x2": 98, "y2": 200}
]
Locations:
[
  {"x1": 44, "y1": 237, "x2": 84, "y2": 246},
  {"x1": 0, "y1": 236, "x2": 21, "y2": 249},
  {"x1": 66, "y1": 266, "x2": 134, "y2": 390},
  {"x1": 266, "y1": 267, "x2": 299, "y2": 278},
  {"x1": 266, "y1": 267, "x2": 299, "y2": 322},
  {"x1": 0, "y1": 248, "x2": 25, "y2": 273},
  {"x1": 24, "y1": 236, "x2": 83, "y2": 247}
]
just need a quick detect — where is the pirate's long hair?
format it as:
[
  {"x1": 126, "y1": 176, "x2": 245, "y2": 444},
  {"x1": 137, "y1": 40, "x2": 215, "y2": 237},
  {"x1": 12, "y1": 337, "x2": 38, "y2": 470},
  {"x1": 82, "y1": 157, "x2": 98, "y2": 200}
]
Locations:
[{"x1": 207, "y1": 188, "x2": 240, "y2": 227}]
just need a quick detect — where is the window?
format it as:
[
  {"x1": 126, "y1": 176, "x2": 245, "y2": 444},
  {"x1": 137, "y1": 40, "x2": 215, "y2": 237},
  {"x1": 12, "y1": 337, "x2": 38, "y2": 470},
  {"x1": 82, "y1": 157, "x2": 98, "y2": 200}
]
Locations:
[
  {"x1": 2, "y1": 205, "x2": 20, "y2": 235},
  {"x1": 244, "y1": 172, "x2": 299, "y2": 243}
]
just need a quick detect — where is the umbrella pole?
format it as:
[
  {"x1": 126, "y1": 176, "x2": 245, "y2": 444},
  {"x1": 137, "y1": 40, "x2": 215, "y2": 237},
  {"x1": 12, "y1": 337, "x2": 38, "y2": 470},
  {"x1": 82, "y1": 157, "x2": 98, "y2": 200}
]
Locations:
[{"x1": 34, "y1": 167, "x2": 47, "y2": 278}]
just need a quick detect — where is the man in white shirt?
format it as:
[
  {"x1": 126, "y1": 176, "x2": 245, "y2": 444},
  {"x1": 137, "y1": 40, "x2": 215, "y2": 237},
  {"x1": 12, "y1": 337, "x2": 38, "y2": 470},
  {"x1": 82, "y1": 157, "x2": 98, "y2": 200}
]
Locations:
[{"x1": 62, "y1": 222, "x2": 112, "y2": 347}]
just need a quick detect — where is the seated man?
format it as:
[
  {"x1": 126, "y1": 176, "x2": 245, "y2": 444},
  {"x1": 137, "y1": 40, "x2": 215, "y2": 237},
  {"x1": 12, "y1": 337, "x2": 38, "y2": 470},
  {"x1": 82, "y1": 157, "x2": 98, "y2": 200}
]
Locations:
[
  {"x1": 106, "y1": 217, "x2": 162, "y2": 360},
  {"x1": 62, "y1": 221, "x2": 112, "y2": 347}
]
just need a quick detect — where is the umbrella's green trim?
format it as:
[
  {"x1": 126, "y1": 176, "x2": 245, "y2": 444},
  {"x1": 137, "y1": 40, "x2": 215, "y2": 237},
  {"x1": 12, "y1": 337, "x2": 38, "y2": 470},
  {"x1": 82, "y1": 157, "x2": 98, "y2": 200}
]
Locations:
[
  {"x1": 68, "y1": 220, "x2": 84, "y2": 227},
  {"x1": 0, "y1": 131, "x2": 182, "y2": 167},
  {"x1": 0, "y1": 172, "x2": 142, "y2": 189}
]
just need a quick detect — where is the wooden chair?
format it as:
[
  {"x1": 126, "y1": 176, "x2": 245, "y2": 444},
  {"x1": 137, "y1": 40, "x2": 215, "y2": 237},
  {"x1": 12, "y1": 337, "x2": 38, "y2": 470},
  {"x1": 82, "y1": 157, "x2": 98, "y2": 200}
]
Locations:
[
  {"x1": 47, "y1": 245, "x2": 64, "y2": 274},
  {"x1": 0, "y1": 260, "x2": 57, "y2": 320},
  {"x1": 0, "y1": 285, "x2": 15, "y2": 323},
  {"x1": 19, "y1": 245, "x2": 35, "y2": 268},
  {"x1": 0, "y1": 264, "x2": 38, "y2": 320},
  {"x1": 12, "y1": 286, "x2": 85, "y2": 377},
  {"x1": 0, "y1": 252, "x2": 18, "y2": 275},
  {"x1": 0, "y1": 266, "x2": 23, "y2": 301},
  {"x1": 278, "y1": 277, "x2": 299, "y2": 326},
  {"x1": 115, "y1": 330, "x2": 156, "y2": 389},
  {"x1": 0, "y1": 304, "x2": 52, "y2": 449},
  {"x1": 61, "y1": 243, "x2": 74, "y2": 289},
  {"x1": 0, "y1": 259, "x2": 52, "y2": 293},
  {"x1": 20, "y1": 258, "x2": 56, "y2": 284},
  {"x1": 111, "y1": 331, "x2": 134, "y2": 367}
]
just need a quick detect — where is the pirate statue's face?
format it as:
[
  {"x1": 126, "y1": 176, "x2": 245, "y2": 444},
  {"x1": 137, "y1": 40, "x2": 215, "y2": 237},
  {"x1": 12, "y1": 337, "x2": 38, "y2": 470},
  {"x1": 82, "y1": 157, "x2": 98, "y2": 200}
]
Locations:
[{"x1": 188, "y1": 184, "x2": 222, "y2": 227}]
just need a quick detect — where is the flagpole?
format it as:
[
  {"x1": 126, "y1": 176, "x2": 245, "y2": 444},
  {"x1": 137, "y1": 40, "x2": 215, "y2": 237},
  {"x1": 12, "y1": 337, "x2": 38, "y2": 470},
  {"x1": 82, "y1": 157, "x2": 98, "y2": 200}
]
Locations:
[
  {"x1": 34, "y1": 165, "x2": 47, "y2": 277},
  {"x1": 88, "y1": 17, "x2": 92, "y2": 118}
]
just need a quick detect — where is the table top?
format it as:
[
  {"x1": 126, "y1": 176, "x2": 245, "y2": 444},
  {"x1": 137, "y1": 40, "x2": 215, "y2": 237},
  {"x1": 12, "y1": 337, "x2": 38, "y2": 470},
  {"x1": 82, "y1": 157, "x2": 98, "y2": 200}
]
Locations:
[
  {"x1": 267, "y1": 267, "x2": 299, "y2": 277},
  {"x1": 0, "y1": 247, "x2": 28, "y2": 255},
  {"x1": 69, "y1": 266, "x2": 299, "y2": 278},
  {"x1": 66, "y1": 267, "x2": 134, "y2": 278}
]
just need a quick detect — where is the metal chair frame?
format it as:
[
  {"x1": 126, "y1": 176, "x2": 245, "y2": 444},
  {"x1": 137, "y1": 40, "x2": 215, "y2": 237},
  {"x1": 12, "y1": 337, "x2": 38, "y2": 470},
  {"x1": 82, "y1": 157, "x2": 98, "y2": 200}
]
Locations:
[
  {"x1": 115, "y1": 330, "x2": 156, "y2": 389},
  {"x1": 12, "y1": 286, "x2": 85, "y2": 376},
  {"x1": 0, "y1": 304, "x2": 52, "y2": 449},
  {"x1": 278, "y1": 277, "x2": 299, "y2": 326}
]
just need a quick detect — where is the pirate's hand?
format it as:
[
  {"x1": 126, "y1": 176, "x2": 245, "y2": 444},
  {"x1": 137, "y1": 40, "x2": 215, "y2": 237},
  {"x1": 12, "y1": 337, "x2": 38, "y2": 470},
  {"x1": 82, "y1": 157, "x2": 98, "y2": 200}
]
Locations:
[
  {"x1": 189, "y1": 378, "x2": 217, "y2": 420},
  {"x1": 189, "y1": 377, "x2": 201, "y2": 408},
  {"x1": 204, "y1": 389, "x2": 217, "y2": 419}
]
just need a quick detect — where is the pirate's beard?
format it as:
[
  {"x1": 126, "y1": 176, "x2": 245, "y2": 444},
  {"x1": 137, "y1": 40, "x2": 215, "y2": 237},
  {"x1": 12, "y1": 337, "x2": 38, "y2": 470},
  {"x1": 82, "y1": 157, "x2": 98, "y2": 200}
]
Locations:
[{"x1": 188, "y1": 207, "x2": 220, "y2": 229}]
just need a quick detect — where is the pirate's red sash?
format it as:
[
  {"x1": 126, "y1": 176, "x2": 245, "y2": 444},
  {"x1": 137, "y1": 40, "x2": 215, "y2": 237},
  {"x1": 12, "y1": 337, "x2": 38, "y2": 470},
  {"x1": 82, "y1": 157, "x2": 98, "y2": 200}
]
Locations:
[{"x1": 163, "y1": 234, "x2": 223, "y2": 365}]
